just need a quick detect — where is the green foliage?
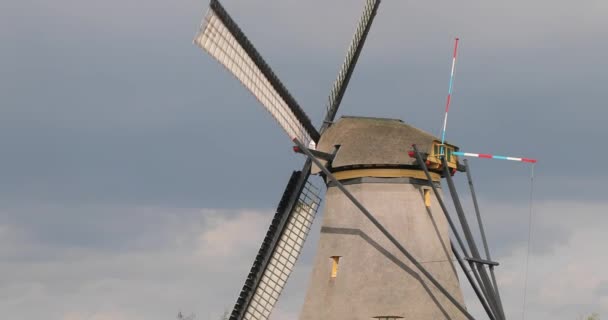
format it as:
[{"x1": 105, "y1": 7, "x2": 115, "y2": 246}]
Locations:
[{"x1": 579, "y1": 313, "x2": 600, "y2": 320}]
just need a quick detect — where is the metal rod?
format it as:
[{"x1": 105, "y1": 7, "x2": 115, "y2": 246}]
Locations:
[
  {"x1": 469, "y1": 261, "x2": 496, "y2": 316},
  {"x1": 464, "y1": 160, "x2": 491, "y2": 260},
  {"x1": 464, "y1": 159, "x2": 505, "y2": 318},
  {"x1": 489, "y1": 267, "x2": 503, "y2": 318},
  {"x1": 464, "y1": 257, "x2": 499, "y2": 267},
  {"x1": 452, "y1": 241, "x2": 497, "y2": 320},
  {"x1": 294, "y1": 139, "x2": 476, "y2": 320},
  {"x1": 411, "y1": 146, "x2": 470, "y2": 257},
  {"x1": 441, "y1": 159, "x2": 504, "y2": 320},
  {"x1": 412, "y1": 146, "x2": 497, "y2": 320}
]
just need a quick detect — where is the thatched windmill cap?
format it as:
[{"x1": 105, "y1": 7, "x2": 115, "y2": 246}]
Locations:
[{"x1": 312, "y1": 116, "x2": 458, "y2": 174}]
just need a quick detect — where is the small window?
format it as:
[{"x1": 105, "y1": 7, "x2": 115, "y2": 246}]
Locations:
[
  {"x1": 330, "y1": 256, "x2": 341, "y2": 278},
  {"x1": 423, "y1": 188, "x2": 431, "y2": 207}
]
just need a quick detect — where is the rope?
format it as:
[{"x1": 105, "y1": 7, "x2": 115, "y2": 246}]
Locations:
[{"x1": 521, "y1": 164, "x2": 536, "y2": 320}]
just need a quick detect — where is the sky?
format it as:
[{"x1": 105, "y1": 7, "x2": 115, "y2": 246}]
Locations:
[{"x1": 1, "y1": 0, "x2": 607, "y2": 319}]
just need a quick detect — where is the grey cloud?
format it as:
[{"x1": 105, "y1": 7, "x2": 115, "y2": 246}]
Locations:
[
  {"x1": 465, "y1": 199, "x2": 608, "y2": 258},
  {"x1": 0, "y1": 205, "x2": 279, "y2": 257},
  {"x1": 458, "y1": 203, "x2": 608, "y2": 319},
  {"x1": 0, "y1": 205, "x2": 195, "y2": 256},
  {"x1": 0, "y1": 200, "x2": 606, "y2": 319},
  {"x1": 595, "y1": 281, "x2": 608, "y2": 298},
  {"x1": 0, "y1": 206, "x2": 277, "y2": 320}
]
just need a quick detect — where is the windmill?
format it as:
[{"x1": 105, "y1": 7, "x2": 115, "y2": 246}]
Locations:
[{"x1": 194, "y1": 0, "x2": 511, "y2": 319}]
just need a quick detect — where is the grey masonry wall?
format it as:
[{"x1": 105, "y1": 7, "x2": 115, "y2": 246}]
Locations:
[{"x1": 299, "y1": 180, "x2": 467, "y2": 320}]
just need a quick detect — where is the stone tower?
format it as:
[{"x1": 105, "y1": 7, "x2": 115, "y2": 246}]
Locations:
[{"x1": 299, "y1": 116, "x2": 466, "y2": 320}]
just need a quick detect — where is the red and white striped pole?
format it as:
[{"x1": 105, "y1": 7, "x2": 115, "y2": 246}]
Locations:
[
  {"x1": 440, "y1": 38, "x2": 460, "y2": 155},
  {"x1": 453, "y1": 151, "x2": 537, "y2": 164}
]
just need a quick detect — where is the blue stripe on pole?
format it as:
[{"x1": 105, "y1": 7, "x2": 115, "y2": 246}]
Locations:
[{"x1": 448, "y1": 77, "x2": 454, "y2": 94}]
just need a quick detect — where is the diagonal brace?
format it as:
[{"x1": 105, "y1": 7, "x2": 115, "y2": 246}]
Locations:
[
  {"x1": 464, "y1": 159, "x2": 505, "y2": 317},
  {"x1": 464, "y1": 257, "x2": 499, "y2": 267},
  {"x1": 441, "y1": 158, "x2": 505, "y2": 320},
  {"x1": 412, "y1": 145, "x2": 497, "y2": 320}
]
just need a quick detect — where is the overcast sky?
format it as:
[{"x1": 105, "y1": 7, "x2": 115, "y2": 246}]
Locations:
[{"x1": 1, "y1": 0, "x2": 607, "y2": 319}]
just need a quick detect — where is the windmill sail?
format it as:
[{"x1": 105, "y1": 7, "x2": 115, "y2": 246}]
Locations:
[
  {"x1": 194, "y1": 0, "x2": 319, "y2": 147},
  {"x1": 321, "y1": 0, "x2": 382, "y2": 131},
  {"x1": 230, "y1": 169, "x2": 321, "y2": 320}
]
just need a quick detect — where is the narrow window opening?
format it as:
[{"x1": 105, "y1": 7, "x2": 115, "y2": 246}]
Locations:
[
  {"x1": 423, "y1": 188, "x2": 431, "y2": 208},
  {"x1": 330, "y1": 256, "x2": 341, "y2": 278}
]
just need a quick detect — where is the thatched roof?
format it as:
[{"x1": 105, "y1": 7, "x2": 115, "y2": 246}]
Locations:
[{"x1": 313, "y1": 116, "x2": 457, "y2": 173}]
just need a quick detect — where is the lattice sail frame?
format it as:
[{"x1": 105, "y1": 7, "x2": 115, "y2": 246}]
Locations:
[
  {"x1": 243, "y1": 180, "x2": 322, "y2": 320},
  {"x1": 194, "y1": 3, "x2": 318, "y2": 148},
  {"x1": 323, "y1": 0, "x2": 381, "y2": 126}
]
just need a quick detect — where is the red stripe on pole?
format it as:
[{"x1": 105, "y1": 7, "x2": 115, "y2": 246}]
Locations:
[
  {"x1": 479, "y1": 154, "x2": 492, "y2": 159},
  {"x1": 522, "y1": 158, "x2": 537, "y2": 163},
  {"x1": 445, "y1": 95, "x2": 452, "y2": 112},
  {"x1": 453, "y1": 38, "x2": 460, "y2": 58}
]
